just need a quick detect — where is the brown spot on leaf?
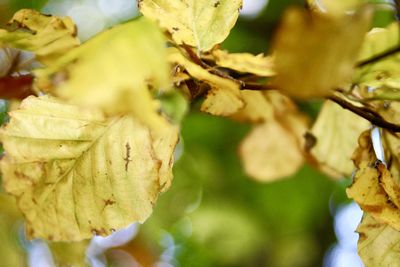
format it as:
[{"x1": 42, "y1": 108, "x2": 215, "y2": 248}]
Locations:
[
  {"x1": 214, "y1": 1, "x2": 220, "y2": 7},
  {"x1": 104, "y1": 199, "x2": 116, "y2": 206},
  {"x1": 123, "y1": 142, "x2": 132, "y2": 171},
  {"x1": 362, "y1": 204, "x2": 383, "y2": 214},
  {"x1": 304, "y1": 131, "x2": 317, "y2": 151}
]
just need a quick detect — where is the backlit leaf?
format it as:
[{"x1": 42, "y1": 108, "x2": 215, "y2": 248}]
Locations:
[
  {"x1": 139, "y1": 0, "x2": 242, "y2": 51},
  {"x1": 1, "y1": 96, "x2": 179, "y2": 241},
  {"x1": 307, "y1": 100, "x2": 370, "y2": 178},
  {"x1": 357, "y1": 213, "x2": 400, "y2": 267},
  {"x1": 356, "y1": 23, "x2": 400, "y2": 100},
  {"x1": 35, "y1": 17, "x2": 170, "y2": 129},
  {"x1": 211, "y1": 50, "x2": 275, "y2": 77},
  {"x1": 239, "y1": 121, "x2": 304, "y2": 182},
  {"x1": 307, "y1": 0, "x2": 363, "y2": 14},
  {"x1": 272, "y1": 7, "x2": 372, "y2": 98}
]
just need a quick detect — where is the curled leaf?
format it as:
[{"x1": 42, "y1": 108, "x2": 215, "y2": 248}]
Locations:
[
  {"x1": 1, "y1": 96, "x2": 179, "y2": 241},
  {"x1": 139, "y1": 0, "x2": 242, "y2": 51},
  {"x1": 347, "y1": 131, "x2": 400, "y2": 231},
  {"x1": 0, "y1": 9, "x2": 79, "y2": 64}
]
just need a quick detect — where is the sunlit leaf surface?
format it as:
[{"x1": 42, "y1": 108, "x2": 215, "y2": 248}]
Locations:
[
  {"x1": 357, "y1": 213, "x2": 400, "y2": 267},
  {"x1": 307, "y1": 100, "x2": 370, "y2": 178},
  {"x1": 1, "y1": 96, "x2": 178, "y2": 241},
  {"x1": 139, "y1": 0, "x2": 242, "y2": 51},
  {"x1": 35, "y1": 17, "x2": 170, "y2": 129}
]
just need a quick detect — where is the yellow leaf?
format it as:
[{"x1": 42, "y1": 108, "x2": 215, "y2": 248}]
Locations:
[
  {"x1": 307, "y1": 100, "x2": 370, "y2": 178},
  {"x1": 236, "y1": 91, "x2": 308, "y2": 182},
  {"x1": 347, "y1": 131, "x2": 400, "y2": 230},
  {"x1": 357, "y1": 213, "x2": 400, "y2": 267},
  {"x1": 230, "y1": 90, "x2": 274, "y2": 122},
  {"x1": 35, "y1": 17, "x2": 170, "y2": 130},
  {"x1": 211, "y1": 50, "x2": 275, "y2": 77},
  {"x1": 50, "y1": 241, "x2": 90, "y2": 267},
  {"x1": 272, "y1": 7, "x2": 372, "y2": 98},
  {"x1": 1, "y1": 96, "x2": 179, "y2": 241},
  {"x1": 168, "y1": 48, "x2": 243, "y2": 116},
  {"x1": 239, "y1": 121, "x2": 304, "y2": 182},
  {"x1": 139, "y1": 0, "x2": 242, "y2": 51},
  {"x1": 355, "y1": 23, "x2": 400, "y2": 97},
  {"x1": 0, "y1": 194, "x2": 26, "y2": 267},
  {"x1": 201, "y1": 85, "x2": 244, "y2": 116},
  {"x1": 0, "y1": 9, "x2": 79, "y2": 64},
  {"x1": 307, "y1": 0, "x2": 363, "y2": 14}
]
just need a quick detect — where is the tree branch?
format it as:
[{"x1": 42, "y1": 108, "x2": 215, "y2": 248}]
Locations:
[
  {"x1": 328, "y1": 94, "x2": 400, "y2": 132},
  {"x1": 357, "y1": 45, "x2": 400, "y2": 67}
]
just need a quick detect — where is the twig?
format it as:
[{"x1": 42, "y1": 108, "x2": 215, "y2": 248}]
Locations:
[
  {"x1": 181, "y1": 44, "x2": 277, "y2": 91},
  {"x1": 357, "y1": 45, "x2": 400, "y2": 67},
  {"x1": 241, "y1": 82, "x2": 276, "y2": 91},
  {"x1": 329, "y1": 94, "x2": 400, "y2": 132}
]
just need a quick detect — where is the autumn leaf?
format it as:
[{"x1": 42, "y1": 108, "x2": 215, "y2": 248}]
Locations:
[
  {"x1": 210, "y1": 50, "x2": 275, "y2": 77},
  {"x1": 0, "y1": 194, "x2": 26, "y2": 266},
  {"x1": 139, "y1": 0, "x2": 242, "y2": 52},
  {"x1": 239, "y1": 121, "x2": 304, "y2": 182},
  {"x1": 356, "y1": 23, "x2": 400, "y2": 100},
  {"x1": 231, "y1": 90, "x2": 274, "y2": 122},
  {"x1": 168, "y1": 47, "x2": 243, "y2": 116},
  {"x1": 347, "y1": 131, "x2": 400, "y2": 231},
  {"x1": 272, "y1": 7, "x2": 372, "y2": 98},
  {"x1": 357, "y1": 213, "x2": 400, "y2": 267},
  {"x1": 0, "y1": 96, "x2": 179, "y2": 241},
  {"x1": 35, "y1": 17, "x2": 170, "y2": 131},
  {"x1": 307, "y1": 0, "x2": 363, "y2": 14},
  {"x1": 0, "y1": 9, "x2": 79, "y2": 64},
  {"x1": 239, "y1": 91, "x2": 308, "y2": 182},
  {"x1": 50, "y1": 241, "x2": 90, "y2": 267},
  {"x1": 306, "y1": 100, "x2": 370, "y2": 178}
]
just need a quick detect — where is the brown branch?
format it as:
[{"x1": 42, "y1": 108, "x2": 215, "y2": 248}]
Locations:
[
  {"x1": 181, "y1": 44, "x2": 244, "y2": 86},
  {"x1": 328, "y1": 94, "x2": 400, "y2": 132},
  {"x1": 241, "y1": 82, "x2": 276, "y2": 91},
  {"x1": 357, "y1": 45, "x2": 400, "y2": 67}
]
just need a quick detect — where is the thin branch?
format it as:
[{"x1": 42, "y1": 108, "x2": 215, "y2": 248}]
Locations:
[
  {"x1": 241, "y1": 82, "x2": 276, "y2": 91},
  {"x1": 329, "y1": 94, "x2": 400, "y2": 132},
  {"x1": 181, "y1": 44, "x2": 277, "y2": 91},
  {"x1": 181, "y1": 44, "x2": 244, "y2": 85},
  {"x1": 357, "y1": 45, "x2": 400, "y2": 67}
]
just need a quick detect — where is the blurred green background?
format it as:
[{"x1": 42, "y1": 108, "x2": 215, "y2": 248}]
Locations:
[{"x1": 0, "y1": 0, "x2": 397, "y2": 266}]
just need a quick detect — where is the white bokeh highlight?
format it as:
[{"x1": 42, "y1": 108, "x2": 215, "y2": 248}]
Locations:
[
  {"x1": 241, "y1": 0, "x2": 269, "y2": 18},
  {"x1": 324, "y1": 202, "x2": 364, "y2": 267}
]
